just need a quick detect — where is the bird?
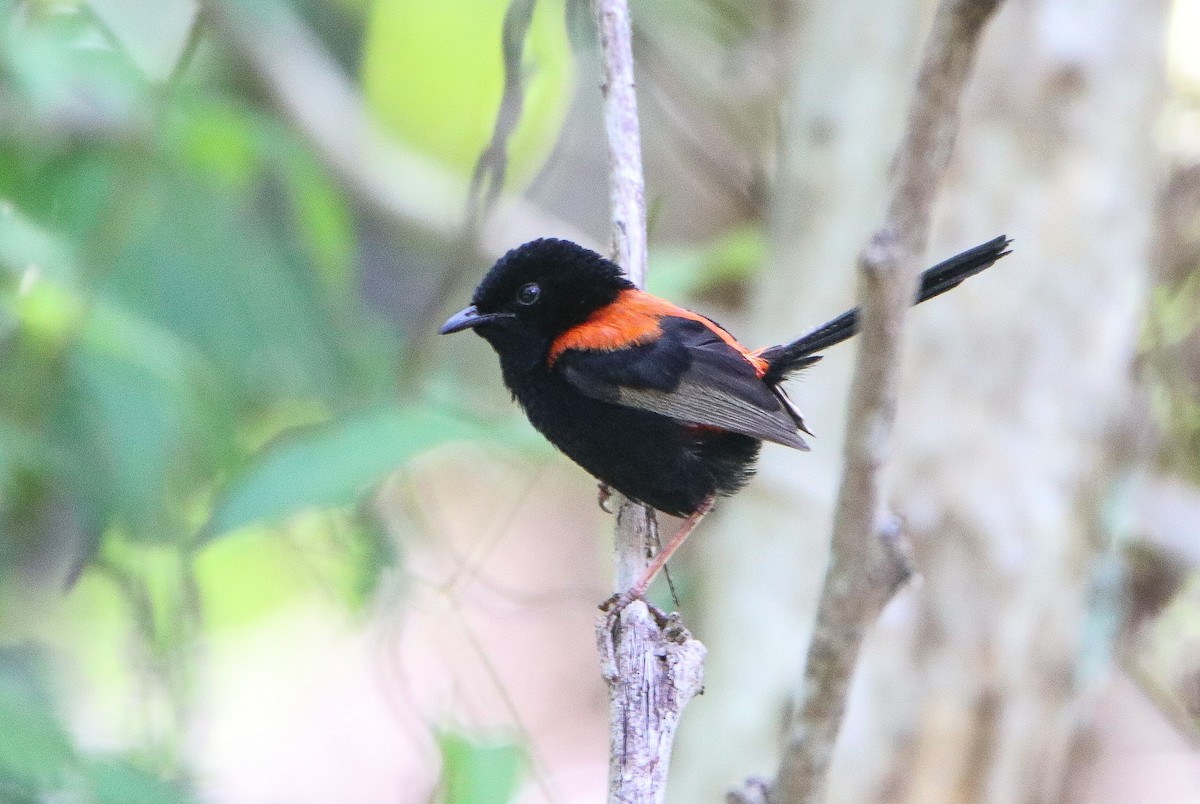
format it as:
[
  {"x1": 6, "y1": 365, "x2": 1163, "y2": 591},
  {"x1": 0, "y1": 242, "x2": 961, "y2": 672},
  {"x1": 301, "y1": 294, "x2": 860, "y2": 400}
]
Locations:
[{"x1": 440, "y1": 235, "x2": 1010, "y2": 610}]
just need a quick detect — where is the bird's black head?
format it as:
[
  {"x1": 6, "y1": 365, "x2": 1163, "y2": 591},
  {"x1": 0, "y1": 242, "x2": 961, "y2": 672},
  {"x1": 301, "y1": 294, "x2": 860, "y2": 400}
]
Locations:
[{"x1": 439, "y1": 239, "x2": 633, "y2": 361}]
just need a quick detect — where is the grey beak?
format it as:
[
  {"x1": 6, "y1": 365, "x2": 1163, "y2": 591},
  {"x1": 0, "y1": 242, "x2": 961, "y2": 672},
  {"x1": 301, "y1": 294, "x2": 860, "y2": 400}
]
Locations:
[{"x1": 439, "y1": 305, "x2": 512, "y2": 334}]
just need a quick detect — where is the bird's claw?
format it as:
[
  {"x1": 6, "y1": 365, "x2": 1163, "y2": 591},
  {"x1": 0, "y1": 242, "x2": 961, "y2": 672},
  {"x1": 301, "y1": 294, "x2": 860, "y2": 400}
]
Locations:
[
  {"x1": 599, "y1": 591, "x2": 634, "y2": 614},
  {"x1": 597, "y1": 482, "x2": 614, "y2": 513},
  {"x1": 599, "y1": 591, "x2": 671, "y2": 627}
]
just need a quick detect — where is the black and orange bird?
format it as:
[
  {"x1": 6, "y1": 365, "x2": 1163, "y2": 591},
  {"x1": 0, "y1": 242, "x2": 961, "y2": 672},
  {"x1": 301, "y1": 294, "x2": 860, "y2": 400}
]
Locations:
[{"x1": 440, "y1": 236, "x2": 1010, "y2": 609}]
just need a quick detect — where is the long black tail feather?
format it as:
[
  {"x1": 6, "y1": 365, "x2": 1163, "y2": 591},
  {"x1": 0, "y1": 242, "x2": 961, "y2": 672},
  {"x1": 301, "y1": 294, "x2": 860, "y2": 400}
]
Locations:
[{"x1": 759, "y1": 235, "x2": 1012, "y2": 384}]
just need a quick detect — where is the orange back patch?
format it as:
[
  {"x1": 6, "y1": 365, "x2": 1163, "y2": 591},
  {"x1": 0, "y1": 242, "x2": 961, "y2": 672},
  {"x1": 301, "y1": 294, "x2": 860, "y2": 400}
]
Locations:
[{"x1": 547, "y1": 288, "x2": 767, "y2": 376}]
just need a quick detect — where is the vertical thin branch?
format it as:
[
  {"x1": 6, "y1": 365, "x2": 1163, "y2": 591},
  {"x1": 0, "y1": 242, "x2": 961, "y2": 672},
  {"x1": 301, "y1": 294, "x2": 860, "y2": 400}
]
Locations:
[
  {"x1": 466, "y1": 0, "x2": 537, "y2": 226},
  {"x1": 594, "y1": 0, "x2": 649, "y2": 289},
  {"x1": 765, "y1": 1, "x2": 1004, "y2": 802},
  {"x1": 591, "y1": 1, "x2": 706, "y2": 802}
]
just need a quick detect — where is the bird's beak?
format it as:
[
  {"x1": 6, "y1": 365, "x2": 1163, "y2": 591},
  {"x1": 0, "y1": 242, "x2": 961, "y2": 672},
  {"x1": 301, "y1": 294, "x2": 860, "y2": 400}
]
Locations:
[{"x1": 438, "y1": 305, "x2": 513, "y2": 334}]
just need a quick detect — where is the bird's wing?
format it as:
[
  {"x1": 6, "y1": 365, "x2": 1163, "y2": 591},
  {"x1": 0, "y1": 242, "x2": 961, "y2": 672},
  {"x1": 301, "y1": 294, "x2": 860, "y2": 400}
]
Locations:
[{"x1": 555, "y1": 316, "x2": 810, "y2": 450}]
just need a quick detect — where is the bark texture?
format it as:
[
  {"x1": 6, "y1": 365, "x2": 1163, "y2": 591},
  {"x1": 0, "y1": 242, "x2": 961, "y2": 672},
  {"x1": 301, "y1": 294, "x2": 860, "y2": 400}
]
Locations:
[
  {"x1": 869, "y1": 1, "x2": 1169, "y2": 801},
  {"x1": 770, "y1": 3, "x2": 1004, "y2": 801},
  {"x1": 679, "y1": 0, "x2": 1169, "y2": 801}
]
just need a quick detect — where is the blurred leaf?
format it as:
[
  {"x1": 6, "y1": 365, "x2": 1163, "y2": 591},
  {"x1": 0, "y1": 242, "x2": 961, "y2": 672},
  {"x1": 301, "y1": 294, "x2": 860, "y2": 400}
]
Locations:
[
  {"x1": 437, "y1": 731, "x2": 524, "y2": 804},
  {"x1": 97, "y1": 536, "x2": 197, "y2": 656},
  {"x1": 14, "y1": 273, "x2": 86, "y2": 350},
  {"x1": 84, "y1": 0, "x2": 197, "y2": 83},
  {"x1": 282, "y1": 151, "x2": 357, "y2": 291},
  {"x1": 7, "y1": 274, "x2": 239, "y2": 552},
  {"x1": 361, "y1": 0, "x2": 574, "y2": 192},
  {"x1": 338, "y1": 508, "x2": 394, "y2": 610},
  {"x1": 194, "y1": 524, "x2": 331, "y2": 628},
  {"x1": 207, "y1": 406, "x2": 472, "y2": 537},
  {"x1": 0, "y1": 203, "x2": 77, "y2": 283},
  {"x1": 0, "y1": 649, "x2": 194, "y2": 803},
  {"x1": 646, "y1": 225, "x2": 764, "y2": 299},
  {"x1": 1, "y1": 3, "x2": 149, "y2": 137},
  {"x1": 2, "y1": 85, "x2": 391, "y2": 554},
  {"x1": 52, "y1": 346, "x2": 194, "y2": 538},
  {"x1": 0, "y1": 418, "x2": 68, "y2": 489},
  {"x1": 168, "y1": 100, "x2": 261, "y2": 190},
  {"x1": 0, "y1": 649, "x2": 74, "y2": 791},
  {"x1": 167, "y1": 97, "x2": 356, "y2": 291},
  {"x1": 86, "y1": 759, "x2": 194, "y2": 804},
  {"x1": 195, "y1": 508, "x2": 393, "y2": 628},
  {"x1": 106, "y1": 169, "x2": 348, "y2": 401},
  {"x1": 1147, "y1": 268, "x2": 1200, "y2": 349}
]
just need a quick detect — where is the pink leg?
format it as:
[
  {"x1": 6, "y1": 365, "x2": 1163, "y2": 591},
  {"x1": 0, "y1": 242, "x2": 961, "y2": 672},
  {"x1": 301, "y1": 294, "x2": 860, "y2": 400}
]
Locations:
[{"x1": 601, "y1": 496, "x2": 715, "y2": 614}]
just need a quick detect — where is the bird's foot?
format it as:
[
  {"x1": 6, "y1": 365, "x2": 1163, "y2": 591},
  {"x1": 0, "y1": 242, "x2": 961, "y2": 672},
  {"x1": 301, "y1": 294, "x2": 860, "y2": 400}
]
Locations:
[
  {"x1": 599, "y1": 591, "x2": 670, "y2": 626},
  {"x1": 597, "y1": 482, "x2": 614, "y2": 513},
  {"x1": 599, "y1": 590, "x2": 635, "y2": 615}
]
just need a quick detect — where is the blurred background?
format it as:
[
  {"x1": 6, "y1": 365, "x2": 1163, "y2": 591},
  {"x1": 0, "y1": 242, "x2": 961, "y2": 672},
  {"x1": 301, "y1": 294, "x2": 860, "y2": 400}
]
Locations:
[{"x1": 1, "y1": 0, "x2": 1198, "y2": 801}]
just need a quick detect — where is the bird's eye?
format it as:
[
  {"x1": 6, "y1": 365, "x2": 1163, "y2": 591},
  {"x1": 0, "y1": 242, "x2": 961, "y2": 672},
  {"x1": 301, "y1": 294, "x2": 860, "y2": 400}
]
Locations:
[{"x1": 517, "y1": 282, "x2": 541, "y2": 305}]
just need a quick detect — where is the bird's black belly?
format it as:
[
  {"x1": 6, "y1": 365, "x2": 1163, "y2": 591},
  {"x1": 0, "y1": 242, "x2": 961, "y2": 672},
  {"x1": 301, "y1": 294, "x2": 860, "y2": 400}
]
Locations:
[{"x1": 511, "y1": 370, "x2": 760, "y2": 517}]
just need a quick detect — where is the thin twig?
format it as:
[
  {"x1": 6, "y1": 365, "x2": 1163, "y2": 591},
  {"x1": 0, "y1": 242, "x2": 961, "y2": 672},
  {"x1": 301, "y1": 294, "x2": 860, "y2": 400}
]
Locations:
[
  {"x1": 591, "y1": 1, "x2": 707, "y2": 802},
  {"x1": 466, "y1": 0, "x2": 538, "y2": 226},
  {"x1": 764, "y1": 1, "x2": 1003, "y2": 802},
  {"x1": 201, "y1": 0, "x2": 593, "y2": 257}
]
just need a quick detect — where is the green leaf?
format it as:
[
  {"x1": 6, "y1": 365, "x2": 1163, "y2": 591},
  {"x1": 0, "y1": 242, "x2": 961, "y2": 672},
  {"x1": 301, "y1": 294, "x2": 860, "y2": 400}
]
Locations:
[
  {"x1": 69, "y1": 352, "x2": 178, "y2": 517},
  {"x1": 646, "y1": 225, "x2": 764, "y2": 299},
  {"x1": 206, "y1": 406, "x2": 472, "y2": 537},
  {"x1": 50, "y1": 341, "x2": 207, "y2": 538},
  {"x1": 195, "y1": 508, "x2": 394, "y2": 628},
  {"x1": 0, "y1": 416, "x2": 73, "y2": 488},
  {"x1": 167, "y1": 99, "x2": 262, "y2": 190},
  {"x1": 273, "y1": 133, "x2": 357, "y2": 290},
  {"x1": 105, "y1": 169, "x2": 347, "y2": 401},
  {"x1": 86, "y1": 759, "x2": 194, "y2": 804},
  {"x1": 11, "y1": 280, "x2": 238, "y2": 551},
  {"x1": 0, "y1": 202, "x2": 77, "y2": 284},
  {"x1": 0, "y1": 648, "x2": 197, "y2": 802},
  {"x1": 1148, "y1": 269, "x2": 1200, "y2": 349},
  {"x1": 361, "y1": 0, "x2": 574, "y2": 192},
  {"x1": 1, "y1": 4, "x2": 148, "y2": 134},
  {"x1": 437, "y1": 731, "x2": 524, "y2": 804},
  {"x1": 0, "y1": 651, "x2": 74, "y2": 791},
  {"x1": 166, "y1": 98, "x2": 357, "y2": 294}
]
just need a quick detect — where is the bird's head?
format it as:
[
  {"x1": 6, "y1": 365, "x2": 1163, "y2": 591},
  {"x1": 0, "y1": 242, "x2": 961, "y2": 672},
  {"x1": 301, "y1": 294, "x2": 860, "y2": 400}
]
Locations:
[{"x1": 439, "y1": 239, "x2": 633, "y2": 355}]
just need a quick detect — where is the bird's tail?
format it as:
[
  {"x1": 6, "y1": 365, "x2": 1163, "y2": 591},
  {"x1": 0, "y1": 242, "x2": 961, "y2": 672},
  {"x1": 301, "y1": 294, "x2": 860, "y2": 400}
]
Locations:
[{"x1": 758, "y1": 235, "x2": 1012, "y2": 384}]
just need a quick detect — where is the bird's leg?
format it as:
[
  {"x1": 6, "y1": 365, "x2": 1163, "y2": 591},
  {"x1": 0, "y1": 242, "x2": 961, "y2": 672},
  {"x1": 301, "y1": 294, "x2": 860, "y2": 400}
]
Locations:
[
  {"x1": 597, "y1": 481, "x2": 614, "y2": 513},
  {"x1": 600, "y1": 495, "x2": 715, "y2": 616}
]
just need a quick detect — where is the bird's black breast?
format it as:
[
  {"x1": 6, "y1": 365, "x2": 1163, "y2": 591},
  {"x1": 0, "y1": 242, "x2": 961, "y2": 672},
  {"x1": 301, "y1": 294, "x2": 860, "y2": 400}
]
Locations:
[{"x1": 502, "y1": 361, "x2": 760, "y2": 517}]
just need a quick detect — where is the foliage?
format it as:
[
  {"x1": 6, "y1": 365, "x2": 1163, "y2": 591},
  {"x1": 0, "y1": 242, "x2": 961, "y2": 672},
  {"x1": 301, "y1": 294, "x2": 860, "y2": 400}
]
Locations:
[
  {"x1": 362, "y1": 0, "x2": 574, "y2": 194},
  {"x1": 0, "y1": 1, "x2": 572, "y2": 798},
  {"x1": 436, "y1": 731, "x2": 525, "y2": 804},
  {"x1": 0, "y1": 646, "x2": 194, "y2": 803},
  {"x1": 1144, "y1": 264, "x2": 1200, "y2": 481}
]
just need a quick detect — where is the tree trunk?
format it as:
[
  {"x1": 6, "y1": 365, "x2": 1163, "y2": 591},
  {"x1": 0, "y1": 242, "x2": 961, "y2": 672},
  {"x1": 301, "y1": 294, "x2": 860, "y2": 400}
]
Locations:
[
  {"x1": 871, "y1": 1, "x2": 1168, "y2": 801},
  {"x1": 673, "y1": 0, "x2": 1168, "y2": 801}
]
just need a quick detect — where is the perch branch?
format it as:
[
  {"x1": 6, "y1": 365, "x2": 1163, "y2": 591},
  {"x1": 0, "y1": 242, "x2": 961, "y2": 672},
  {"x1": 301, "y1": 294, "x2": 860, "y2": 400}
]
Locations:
[
  {"x1": 591, "y1": 1, "x2": 706, "y2": 801},
  {"x1": 765, "y1": 2, "x2": 1003, "y2": 802}
]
